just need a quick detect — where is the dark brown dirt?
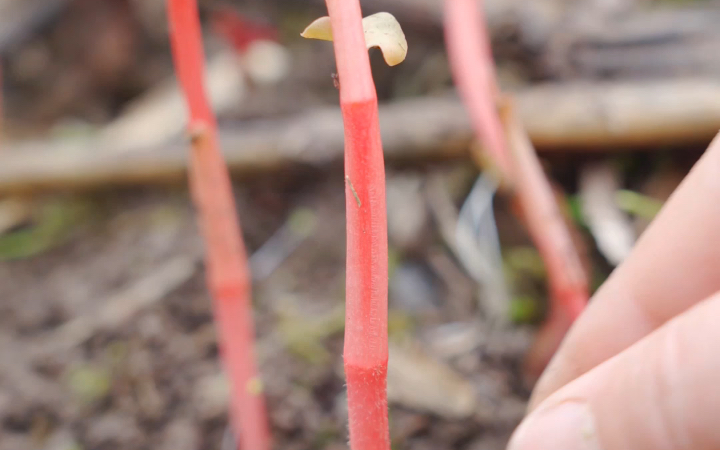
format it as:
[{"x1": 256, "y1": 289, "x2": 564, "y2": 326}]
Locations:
[{"x1": 0, "y1": 168, "x2": 533, "y2": 450}]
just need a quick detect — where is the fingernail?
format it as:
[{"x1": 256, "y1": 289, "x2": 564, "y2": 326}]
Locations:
[{"x1": 507, "y1": 402, "x2": 601, "y2": 450}]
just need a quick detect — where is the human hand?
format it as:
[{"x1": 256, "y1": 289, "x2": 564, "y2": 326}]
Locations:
[{"x1": 508, "y1": 133, "x2": 720, "y2": 450}]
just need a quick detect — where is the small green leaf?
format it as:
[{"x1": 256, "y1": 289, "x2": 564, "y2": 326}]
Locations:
[
  {"x1": 66, "y1": 364, "x2": 112, "y2": 404},
  {"x1": 615, "y1": 189, "x2": 663, "y2": 220},
  {"x1": 288, "y1": 207, "x2": 317, "y2": 237},
  {"x1": 509, "y1": 295, "x2": 541, "y2": 323},
  {"x1": 0, "y1": 197, "x2": 94, "y2": 260},
  {"x1": 505, "y1": 246, "x2": 546, "y2": 279},
  {"x1": 566, "y1": 195, "x2": 586, "y2": 228}
]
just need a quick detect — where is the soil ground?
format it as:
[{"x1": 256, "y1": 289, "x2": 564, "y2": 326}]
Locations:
[{"x1": 0, "y1": 0, "x2": 704, "y2": 449}]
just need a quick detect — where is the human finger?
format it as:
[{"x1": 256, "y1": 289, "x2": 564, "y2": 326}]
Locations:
[
  {"x1": 529, "y1": 132, "x2": 720, "y2": 409},
  {"x1": 511, "y1": 289, "x2": 720, "y2": 450}
]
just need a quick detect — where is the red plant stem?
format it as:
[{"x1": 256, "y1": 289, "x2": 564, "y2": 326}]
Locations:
[
  {"x1": 502, "y1": 102, "x2": 588, "y2": 320},
  {"x1": 444, "y1": 0, "x2": 512, "y2": 178},
  {"x1": 444, "y1": 0, "x2": 588, "y2": 322},
  {"x1": 211, "y1": 7, "x2": 279, "y2": 53},
  {"x1": 166, "y1": 1, "x2": 270, "y2": 450},
  {"x1": 324, "y1": 0, "x2": 390, "y2": 449}
]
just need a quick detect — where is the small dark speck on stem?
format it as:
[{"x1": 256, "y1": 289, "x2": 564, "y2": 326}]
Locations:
[{"x1": 346, "y1": 175, "x2": 361, "y2": 207}]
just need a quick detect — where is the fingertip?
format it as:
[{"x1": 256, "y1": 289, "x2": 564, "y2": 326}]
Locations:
[
  {"x1": 517, "y1": 291, "x2": 720, "y2": 450},
  {"x1": 508, "y1": 401, "x2": 600, "y2": 450}
]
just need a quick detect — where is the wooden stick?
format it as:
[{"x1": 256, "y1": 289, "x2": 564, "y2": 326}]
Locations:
[{"x1": 1, "y1": 79, "x2": 719, "y2": 193}]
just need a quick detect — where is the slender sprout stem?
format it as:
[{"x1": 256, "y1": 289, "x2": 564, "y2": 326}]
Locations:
[
  {"x1": 166, "y1": 1, "x2": 271, "y2": 449},
  {"x1": 324, "y1": 0, "x2": 390, "y2": 448},
  {"x1": 444, "y1": 0, "x2": 589, "y2": 374}
]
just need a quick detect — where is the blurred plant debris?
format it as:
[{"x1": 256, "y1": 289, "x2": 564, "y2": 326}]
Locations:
[{"x1": 0, "y1": 195, "x2": 95, "y2": 260}]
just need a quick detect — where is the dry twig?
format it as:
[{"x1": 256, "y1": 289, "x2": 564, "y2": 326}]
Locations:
[{"x1": 1, "y1": 79, "x2": 719, "y2": 193}]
